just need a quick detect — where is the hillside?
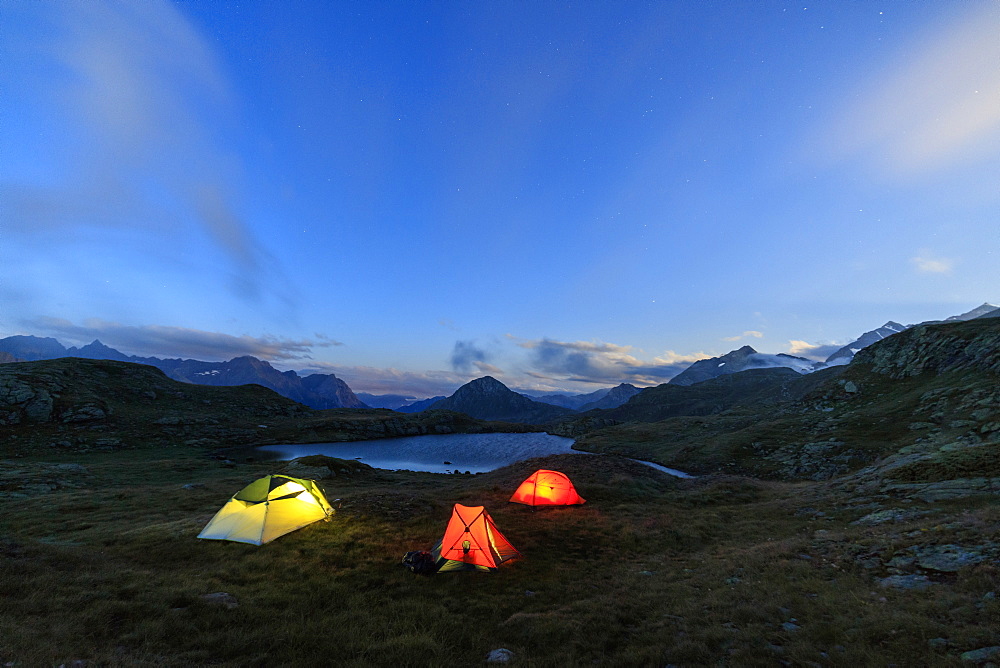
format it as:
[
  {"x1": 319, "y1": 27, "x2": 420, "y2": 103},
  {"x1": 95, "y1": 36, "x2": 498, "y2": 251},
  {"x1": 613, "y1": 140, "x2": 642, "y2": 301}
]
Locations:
[
  {"x1": 572, "y1": 318, "x2": 1000, "y2": 482},
  {"x1": 0, "y1": 359, "x2": 533, "y2": 455}
]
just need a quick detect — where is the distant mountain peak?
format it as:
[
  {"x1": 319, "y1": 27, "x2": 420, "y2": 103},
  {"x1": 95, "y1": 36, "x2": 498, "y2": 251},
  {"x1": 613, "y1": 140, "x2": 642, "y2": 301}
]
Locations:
[
  {"x1": 670, "y1": 346, "x2": 812, "y2": 386},
  {"x1": 462, "y1": 376, "x2": 508, "y2": 394},
  {"x1": 946, "y1": 303, "x2": 1000, "y2": 321},
  {"x1": 429, "y1": 376, "x2": 572, "y2": 423}
]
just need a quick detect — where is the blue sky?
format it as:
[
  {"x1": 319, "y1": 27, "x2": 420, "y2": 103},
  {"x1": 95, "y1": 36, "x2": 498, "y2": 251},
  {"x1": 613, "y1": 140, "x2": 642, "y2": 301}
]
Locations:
[{"x1": 2, "y1": 1, "x2": 998, "y2": 398}]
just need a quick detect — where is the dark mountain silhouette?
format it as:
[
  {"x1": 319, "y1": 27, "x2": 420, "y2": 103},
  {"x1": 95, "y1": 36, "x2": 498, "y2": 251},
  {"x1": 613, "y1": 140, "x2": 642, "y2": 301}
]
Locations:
[
  {"x1": 396, "y1": 396, "x2": 447, "y2": 413},
  {"x1": 578, "y1": 383, "x2": 641, "y2": 411},
  {"x1": 356, "y1": 393, "x2": 418, "y2": 409},
  {"x1": 0, "y1": 336, "x2": 365, "y2": 409},
  {"x1": 584, "y1": 367, "x2": 809, "y2": 423},
  {"x1": 0, "y1": 335, "x2": 69, "y2": 361},
  {"x1": 427, "y1": 376, "x2": 573, "y2": 423}
]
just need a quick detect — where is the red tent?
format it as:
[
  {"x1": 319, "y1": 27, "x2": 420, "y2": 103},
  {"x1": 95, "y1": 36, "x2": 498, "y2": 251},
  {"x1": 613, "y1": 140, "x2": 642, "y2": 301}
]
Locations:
[
  {"x1": 433, "y1": 504, "x2": 520, "y2": 573},
  {"x1": 509, "y1": 469, "x2": 586, "y2": 507}
]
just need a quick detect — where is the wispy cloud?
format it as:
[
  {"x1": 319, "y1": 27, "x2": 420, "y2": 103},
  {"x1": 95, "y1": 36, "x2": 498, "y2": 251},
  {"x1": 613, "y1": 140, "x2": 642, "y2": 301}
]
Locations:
[
  {"x1": 0, "y1": 1, "x2": 285, "y2": 304},
  {"x1": 513, "y1": 336, "x2": 708, "y2": 386},
  {"x1": 722, "y1": 330, "x2": 763, "y2": 342},
  {"x1": 911, "y1": 252, "x2": 955, "y2": 275},
  {"x1": 786, "y1": 340, "x2": 841, "y2": 362},
  {"x1": 449, "y1": 340, "x2": 495, "y2": 375},
  {"x1": 824, "y1": 4, "x2": 1000, "y2": 179},
  {"x1": 25, "y1": 317, "x2": 338, "y2": 361}
]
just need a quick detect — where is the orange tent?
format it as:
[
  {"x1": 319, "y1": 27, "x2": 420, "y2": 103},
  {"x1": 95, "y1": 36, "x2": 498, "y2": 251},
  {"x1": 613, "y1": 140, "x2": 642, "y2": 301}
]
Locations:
[
  {"x1": 433, "y1": 504, "x2": 520, "y2": 573},
  {"x1": 509, "y1": 469, "x2": 585, "y2": 507}
]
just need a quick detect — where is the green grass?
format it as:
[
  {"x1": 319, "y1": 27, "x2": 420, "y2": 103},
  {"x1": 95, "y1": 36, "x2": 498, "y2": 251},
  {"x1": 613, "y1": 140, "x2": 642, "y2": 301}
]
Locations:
[{"x1": 2, "y1": 448, "x2": 998, "y2": 666}]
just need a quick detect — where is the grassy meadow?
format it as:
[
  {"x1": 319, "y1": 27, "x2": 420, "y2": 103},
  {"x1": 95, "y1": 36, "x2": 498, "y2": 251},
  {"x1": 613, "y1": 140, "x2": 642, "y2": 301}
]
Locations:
[{"x1": 2, "y1": 446, "x2": 998, "y2": 667}]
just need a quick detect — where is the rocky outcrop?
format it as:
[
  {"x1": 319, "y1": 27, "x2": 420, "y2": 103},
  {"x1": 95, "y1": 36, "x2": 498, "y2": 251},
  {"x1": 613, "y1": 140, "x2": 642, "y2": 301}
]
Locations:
[
  {"x1": 852, "y1": 318, "x2": 1000, "y2": 378},
  {"x1": 1, "y1": 376, "x2": 61, "y2": 425}
]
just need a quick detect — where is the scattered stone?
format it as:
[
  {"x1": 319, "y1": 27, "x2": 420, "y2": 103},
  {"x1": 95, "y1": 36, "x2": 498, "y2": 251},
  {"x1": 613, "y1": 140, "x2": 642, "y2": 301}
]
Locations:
[
  {"x1": 959, "y1": 646, "x2": 1000, "y2": 663},
  {"x1": 182, "y1": 483, "x2": 205, "y2": 490},
  {"x1": 878, "y1": 574, "x2": 935, "y2": 590},
  {"x1": 781, "y1": 621, "x2": 801, "y2": 632},
  {"x1": 486, "y1": 648, "x2": 514, "y2": 663},
  {"x1": 200, "y1": 592, "x2": 238, "y2": 609}
]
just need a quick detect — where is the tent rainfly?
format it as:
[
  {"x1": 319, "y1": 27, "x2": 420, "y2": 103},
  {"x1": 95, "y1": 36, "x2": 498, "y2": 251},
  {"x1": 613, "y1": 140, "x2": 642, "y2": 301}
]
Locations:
[
  {"x1": 198, "y1": 474, "x2": 334, "y2": 545},
  {"x1": 509, "y1": 469, "x2": 586, "y2": 507},
  {"x1": 432, "y1": 504, "x2": 520, "y2": 573}
]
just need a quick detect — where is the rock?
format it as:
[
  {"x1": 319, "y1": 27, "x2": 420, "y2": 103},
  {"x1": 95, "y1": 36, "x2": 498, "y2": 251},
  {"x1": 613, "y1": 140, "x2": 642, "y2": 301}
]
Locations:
[
  {"x1": 486, "y1": 648, "x2": 514, "y2": 663},
  {"x1": 844, "y1": 381, "x2": 858, "y2": 393},
  {"x1": 878, "y1": 574, "x2": 935, "y2": 590},
  {"x1": 913, "y1": 544, "x2": 987, "y2": 572},
  {"x1": 60, "y1": 404, "x2": 107, "y2": 423},
  {"x1": 959, "y1": 646, "x2": 1000, "y2": 663},
  {"x1": 781, "y1": 622, "x2": 801, "y2": 632},
  {"x1": 200, "y1": 592, "x2": 238, "y2": 609}
]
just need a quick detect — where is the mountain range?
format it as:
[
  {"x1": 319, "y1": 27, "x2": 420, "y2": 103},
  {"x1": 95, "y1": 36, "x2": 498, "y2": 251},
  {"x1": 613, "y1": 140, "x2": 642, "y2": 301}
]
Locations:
[
  {"x1": 2, "y1": 302, "x2": 996, "y2": 419},
  {"x1": 665, "y1": 302, "x2": 1000, "y2": 387},
  {"x1": 0, "y1": 336, "x2": 365, "y2": 410}
]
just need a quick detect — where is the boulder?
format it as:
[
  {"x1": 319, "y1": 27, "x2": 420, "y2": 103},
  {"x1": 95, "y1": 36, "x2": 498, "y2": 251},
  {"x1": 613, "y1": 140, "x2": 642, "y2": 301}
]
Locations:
[{"x1": 913, "y1": 544, "x2": 988, "y2": 572}]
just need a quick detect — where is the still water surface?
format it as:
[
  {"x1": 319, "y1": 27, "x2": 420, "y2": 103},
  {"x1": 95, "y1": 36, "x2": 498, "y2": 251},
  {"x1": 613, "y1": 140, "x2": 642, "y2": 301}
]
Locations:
[{"x1": 257, "y1": 432, "x2": 579, "y2": 474}]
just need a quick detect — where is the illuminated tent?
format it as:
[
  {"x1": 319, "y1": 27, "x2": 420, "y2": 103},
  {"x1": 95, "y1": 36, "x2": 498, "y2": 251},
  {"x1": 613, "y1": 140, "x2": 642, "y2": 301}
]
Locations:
[
  {"x1": 432, "y1": 504, "x2": 520, "y2": 573},
  {"x1": 509, "y1": 469, "x2": 586, "y2": 507},
  {"x1": 197, "y1": 474, "x2": 334, "y2": 545}
]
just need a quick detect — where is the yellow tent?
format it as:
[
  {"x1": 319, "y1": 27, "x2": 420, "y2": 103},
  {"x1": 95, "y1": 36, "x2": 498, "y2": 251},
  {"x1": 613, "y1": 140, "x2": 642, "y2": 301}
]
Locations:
[{"x1": 198, "y1": 474, "x2": 333, "y2": 545}]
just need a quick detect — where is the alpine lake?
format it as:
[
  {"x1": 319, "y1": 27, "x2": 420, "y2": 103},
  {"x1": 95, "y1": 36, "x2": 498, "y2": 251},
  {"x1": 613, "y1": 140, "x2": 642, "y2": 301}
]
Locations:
[{"x1": 254, "y1": 432, "x2": 693, "y2": 477}]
